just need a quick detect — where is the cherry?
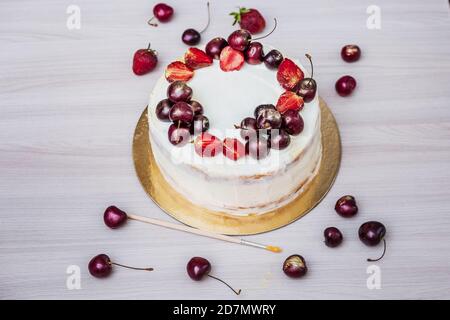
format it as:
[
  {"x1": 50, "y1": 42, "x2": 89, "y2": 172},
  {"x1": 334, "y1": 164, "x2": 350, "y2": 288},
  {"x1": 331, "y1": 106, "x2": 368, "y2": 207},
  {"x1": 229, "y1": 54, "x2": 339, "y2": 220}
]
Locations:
[
  {"x1": 324, "y1": 227, "x2": 343, "y2": 248},
  {"x1": 335, "y1": 75, "x2": 357, "y2": 97},
  {"x1": 155, "y1": 99, "x2": 173, "y2": 122},
  {"x1": 335, "y1": 195, "x2": 358, "y2": 217},
  {"x1": 167, "y1": 81, "x2": 193, "y2": 103},
  {"x1": 168, "y1": 123, "x2": 191, "y2": 146},
  {"x1": 263, "y1": 49, "x2": 283, "y2": 69},
  {"x1": 205, "y1": 37, "x2": 228, "y2": 60},
  {"x1": 341, "y1": 44, "x2": 361, "y2": 63},
  {"x1": 103, "y1": 206, "x2": 127, "y2": 229},
  {"x1": 359, "y1": 221, "x2": 387, "y2": 262},
  {"x1": 235, "y1": 117, "x2": 257, "y2": 141},
  {"x1": 269, "y1": 129, "x2": 290, "y2": 150},
  {"x1": 169, "y1": 102, "x2": 194, "y2": 125},
  {"x1": 282, "y1": 254, "x2": 307, "y2": 278},
  {"x1": 244, "y1": 42, "x2": 264, "y2": 65},
  {"x1": 246, "y1": 135, "x2": 270, "y2": 160},
  {"x1": 182, "y1": 2, "x2": 210, "y2": 45},
  {"x1": 227, "y1": 18, "x2": 277, "y2": 52},
  {"x1": 281, "y1": 110, "x2": 304, "y2": 136},
  {"x1": 223, "y1": 138, "x2": 245, "y2": 161},
  {"x1": 148, "y1": 3, "x2": 174, "y2": 26},
  {"x1": 190, "y1": 114, "x2": 210, "y2": 134},
  {"x1": 256, "y1": 108, "x2": 282, "y2": 130},
  {"x1": 88, "y1": 254, "x2": 153, "y2": 278},
  {"x1": 187, "y1": 257, "x2": 241, "y2": 295},
  {"x1": 254, "y1": 104, "x2": 276, "y2": 119},
  {"x1": 190, "y1": 100, "x2": 204, "y2": 116},
  {"x1": 296, "y1": 54, "x2": 317, "y2": 103}
]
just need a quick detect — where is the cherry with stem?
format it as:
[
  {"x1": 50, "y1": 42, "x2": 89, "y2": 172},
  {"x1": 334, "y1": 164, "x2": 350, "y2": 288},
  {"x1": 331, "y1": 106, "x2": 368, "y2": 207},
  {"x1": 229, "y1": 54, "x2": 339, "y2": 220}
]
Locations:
[
  {"x1": 367, "y1": 239, "x2": 387, "y2": 262},
  {"x1": 182, "y1": 2, "x2": 211, "y2": 45}
]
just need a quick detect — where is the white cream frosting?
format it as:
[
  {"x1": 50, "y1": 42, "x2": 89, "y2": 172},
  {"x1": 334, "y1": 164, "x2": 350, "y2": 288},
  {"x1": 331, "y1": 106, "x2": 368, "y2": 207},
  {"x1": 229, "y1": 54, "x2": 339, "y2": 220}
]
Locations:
[{"x1": 148, "y1": 48, "x2": 322, "y2": 215}]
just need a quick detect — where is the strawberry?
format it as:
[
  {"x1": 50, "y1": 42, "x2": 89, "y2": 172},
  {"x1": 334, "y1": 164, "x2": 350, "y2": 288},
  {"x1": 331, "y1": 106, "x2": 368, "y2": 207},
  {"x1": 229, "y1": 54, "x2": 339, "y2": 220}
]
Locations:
[
  {"x1": 194, "y1": 133, "x2": 222, "y2": 157},
  {"x1": 277, "y1": 58, "x2": 304, "y2": 91},
  {"x1": 276, "y1": 91, "x2": 304, "y2": 114},
  {"x1": 219, "y1": 46, "x2": 245, "y2": 72},
  {"x1": 222, "y1": 138, "x2": 246, "y2": 161},
  {"x1": 132, "y1": 44, "x2": 158, "y2": 75},
  {"x1": 165, "y1": 61, "x2": 194, "y2": 82},
  {"x1": 184, "y1": 48, "x2": 213, "y2": 70},
  {"x1": 230, "y1": 8, "x2": 266, "y2": 34}
]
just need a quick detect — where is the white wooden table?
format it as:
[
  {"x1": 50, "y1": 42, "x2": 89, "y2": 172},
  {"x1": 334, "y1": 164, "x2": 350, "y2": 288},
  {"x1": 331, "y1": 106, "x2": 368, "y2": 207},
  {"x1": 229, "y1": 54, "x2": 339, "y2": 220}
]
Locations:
[{"x1": 1, "y1": 0, "x2": 450, "y2": 300}]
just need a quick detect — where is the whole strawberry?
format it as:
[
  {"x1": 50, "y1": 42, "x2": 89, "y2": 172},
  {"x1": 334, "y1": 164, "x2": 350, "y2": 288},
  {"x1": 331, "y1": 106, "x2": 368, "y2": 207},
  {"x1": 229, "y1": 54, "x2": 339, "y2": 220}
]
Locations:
[
  {"x1": 132, "y1": 43, "x2": 158, "y2": 76},
  {"x1": 230, "y1": 7, "x2": 266, "y2": 34}
]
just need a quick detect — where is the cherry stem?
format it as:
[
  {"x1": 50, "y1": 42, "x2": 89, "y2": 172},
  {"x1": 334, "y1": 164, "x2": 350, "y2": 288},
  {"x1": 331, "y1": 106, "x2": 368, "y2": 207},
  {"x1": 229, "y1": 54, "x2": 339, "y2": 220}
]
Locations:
[
  {"x1": 147, "y1": 42, "x2": 152, "y2": 51},
  {"x1": 253, "y1": 18, "x2": 278, "y2": 41},
  {"x1": 305, "y1": 53, "x2": 314, "y2": 86},
  {"x1": 207, "y1": 274, "x2": 241, "y2": 295},
  {"x1": 110, "y1": 262, "x2": 154, "y2": 271},
  {"x1": 147, "y1": 17, "x2": 158, "y2": 27},
  {"x1": 367, "y1": 239, "x2": 387, "y2": 262},
  {"x1": 199, "y1": 2, "x2": 211, "y2": 34}
]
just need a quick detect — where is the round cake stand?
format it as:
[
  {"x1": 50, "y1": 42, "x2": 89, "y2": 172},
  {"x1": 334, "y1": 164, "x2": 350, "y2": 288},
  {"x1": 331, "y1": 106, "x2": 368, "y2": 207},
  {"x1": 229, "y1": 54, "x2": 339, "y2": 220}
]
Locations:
[{"x1": 133, "y1": 97, "x2": 341, "y2": 235}]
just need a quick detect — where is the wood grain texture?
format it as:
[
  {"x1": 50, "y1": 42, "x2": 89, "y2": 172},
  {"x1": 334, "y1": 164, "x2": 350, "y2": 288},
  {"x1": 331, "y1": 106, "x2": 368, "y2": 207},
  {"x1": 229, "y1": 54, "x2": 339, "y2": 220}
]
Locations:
[{"x1": 0, "y1": 0, "x2": 449, "y2": 299}]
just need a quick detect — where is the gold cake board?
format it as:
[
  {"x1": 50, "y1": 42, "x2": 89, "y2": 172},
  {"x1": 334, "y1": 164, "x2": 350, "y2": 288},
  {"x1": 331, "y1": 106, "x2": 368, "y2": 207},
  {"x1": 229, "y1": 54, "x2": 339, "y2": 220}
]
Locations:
[{"x1": 133, "y1": 98, "x2": 341, "y2": 235}]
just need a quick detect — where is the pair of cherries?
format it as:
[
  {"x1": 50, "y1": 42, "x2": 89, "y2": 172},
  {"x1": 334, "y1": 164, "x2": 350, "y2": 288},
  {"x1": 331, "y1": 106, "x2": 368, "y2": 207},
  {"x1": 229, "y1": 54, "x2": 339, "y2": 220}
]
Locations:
[
  {"x1": 335, "y1": 45, "x2": 361, "y2": 96},
  {"x1": 88, "y1": 206, "x2": 241, "y2": 295},
  {"x1": 325, "y1": 196, "x2": 387, "y2": 262}
]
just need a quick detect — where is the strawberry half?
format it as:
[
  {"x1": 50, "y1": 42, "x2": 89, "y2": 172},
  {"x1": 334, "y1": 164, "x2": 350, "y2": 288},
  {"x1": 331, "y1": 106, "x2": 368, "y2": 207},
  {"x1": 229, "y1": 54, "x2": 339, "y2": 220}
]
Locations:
[
  {"x1": 184, "y1": 48, "x2": 213, "y2": 70},
  {"x1": 194, "y1": 133, "x2": 222, "y2": 157},
  {"x1": 277, "y1": 58, "x2": 304, "y2": 91},
  {"x1": 222, "y1": 138, "x2": 246, "y2": 161},
  {"x1": 165, "y1": 61, "x2": 194, "y2": 82},
  {"x1": 220, "y1": 46, "x2": 245, "y2": 72},
  {"x1": 276, "y1": 91, "x2": 304, "y2": 114}
]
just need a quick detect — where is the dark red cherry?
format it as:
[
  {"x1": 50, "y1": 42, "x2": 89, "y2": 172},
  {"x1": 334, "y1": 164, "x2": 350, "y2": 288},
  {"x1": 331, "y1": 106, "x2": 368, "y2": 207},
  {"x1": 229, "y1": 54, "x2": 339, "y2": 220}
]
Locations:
[
  {"x1": 88, "y1": 254, "x2": 153, "y2": 278},
  {"x1": 335, "y1": 195, "x2": 358, "y2": 217},
  {"x1": 296, "y1": 54, "x2": 316, "y2": 103},
  {"x1": 246, "y1": 136, "x2": 270, "y2": 160},
  {"x1": 88, "y1": 254, "x2": 112, "y2": 278},
  {"x1": 263, "y1": 49, "x2": 283, "y2": 69},
  {"x1": 103, "y1": 206, "x2": 127, "y2": 229},
  {"x1": 227, "y1": 29, "x2": 252, "y2": 51},
  {"x1": 167, "y1": 81, "x2": 193, "y2": 103},
  {"x1": 341, "y1": 44, "x2": 361, "y2": 63},
  {"x1": 236, "y1": 117, "x2": 257, "y2": 140},
  {"x1": 335, "y1": 75, "x2": 357, "y2": 97},
  {"x1": 282, "y1": 254, "x2": 307, "y2": 278},
  {"x1": 257, "y1": 108, "x2": 282, "y2": 130},
  {"x1": 244, "y1": 42, "x2": 264, "y2": 65},
  {"x1": 324, "y1": 227, "x2": 343, "y2": 248},
  {"x1": 190, "y1": 100, "x2": 204, "y2": 116},
  {"x1": 205, "y1": 37, "x2": 228, "y2": 59},
  {"x1": 169, "y1": 102, "x2": 194, "y2": 124},
  {"x1": 182, "y1": 29, "x2": 201, "y2": 46},
  {"x1": 181, "y1": 3, "x2": 210, "y2": 45},
  {"x1": 155, "y1": 99, "x2": 173, "y2": 122},
  {"x1": 254, "y1": 104, "x2": 276, "y2": 118},
  {"x1": 148, "y1": 3, "x2": 174, "y2": 26},
  {"x1": 281, "y1": 110, "x2": 304, "y2": 136},
  {"x1": 190, "y1": 115, "x2": 210, "y2": 134},
  {"x1": 359, "y1": 221, "x2": 387, "y2": 262},
  {"x1": 269, "y1": 129, "x2": 290, "y2": 150},
  {"x1": 168, "y1": 123, "x2": 191, "y2": 146},
  {"x1": 186, "y1": 257, "x2": 241, "y2": 295}
]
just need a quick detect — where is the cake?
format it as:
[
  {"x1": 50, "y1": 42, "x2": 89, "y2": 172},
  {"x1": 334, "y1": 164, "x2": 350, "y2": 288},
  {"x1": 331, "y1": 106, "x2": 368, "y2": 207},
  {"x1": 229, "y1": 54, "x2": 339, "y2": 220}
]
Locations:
[{"x1": 147, "y1": 39, "x2": 322, "y2": 216}]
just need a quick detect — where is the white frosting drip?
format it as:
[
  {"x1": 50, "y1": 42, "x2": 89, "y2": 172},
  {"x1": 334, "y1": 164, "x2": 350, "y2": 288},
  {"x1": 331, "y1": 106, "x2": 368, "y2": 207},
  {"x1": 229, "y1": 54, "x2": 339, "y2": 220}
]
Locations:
[{"x1": 148, "y1": 48, "x2": 322, "y2": 215}]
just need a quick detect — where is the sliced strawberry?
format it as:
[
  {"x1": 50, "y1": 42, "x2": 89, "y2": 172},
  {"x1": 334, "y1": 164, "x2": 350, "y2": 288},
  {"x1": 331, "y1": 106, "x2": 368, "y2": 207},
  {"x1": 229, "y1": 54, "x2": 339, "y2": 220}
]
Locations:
[
  {"x1": 276, "y1": 58, "x2": 304, "y2": 91},
  {"x1": 194, "y1": 133, "x2": 222, "y2": 157},
  {"x1": 276, "y1": 91, "x2": 304, "y2": 113},
  {"x1": 222, "y1": 138, "x2": 246, "y2": 161},
  {"x1": 165, "y1": 61, "x2": 194, "y2": 82},
  {"x1": 184, "y1": 48, "x2": 213, "y2": 70},
  {"x1": 219, "y1": 46, "x2": 245, "y2": 72}
]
